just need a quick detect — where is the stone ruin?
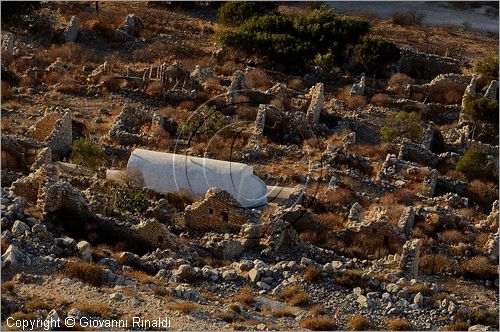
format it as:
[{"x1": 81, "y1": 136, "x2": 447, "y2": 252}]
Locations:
[
  {"x1": 116, "y1": 14, "x2": 144, "y2": 41},
  {"x1": 226, "y1": 70, "x2": 248, "y2": 103},
  {"x1": 87, "y1": 61, "x2": 110, "y2": 84},
  {"x1": 184, "y1": 188, "x2": 255, "y2": 234},
  {"x1": 398, "y1": 138, "x2": 437, "y2": 167},
  {"x1": 406, "y1": 73, "x2": 470, "y2": 104},
  {"x1": 398, "y1": 48, "x2": 462, "y2": 80},
  {"x1": 398, "y1": 207, "x2": 415, "y2": 239},
  {"x1": 306, "y1": 83, "x2": 324, "y2": 124},
  {"x1": 25, "y1": 111, "x2": 72, "y2": 158},
  {"x1": 1, "y1": 135, "x2": 50, "y2": 175},
  {"x1": 46, "y1": 58, "x2": 68, "y2": 74},
  {"x1": 399, "y1": 239, "x2": 421, "y2": 279},
  {"x1": 484, "y1": 80, "x2": 499, "y2": 100},
  {"x1": 461, "y1": 75, "x2": 477, "y2": 109},
  {"x1": 64, "y1": 15, "x2": 80, "y2": 43},
  {"x1": 350, "y1": 73, "x2": 366, "y2": 96},
  {"x1": 2, "y1": 32, "x2": 14, "y2": 55},
  {"x1": 476, "y1": 200, "x2": 499, "y2": 232},
  {"x1": 108, "y1": 105, "x2": 176, "y2": 146}
]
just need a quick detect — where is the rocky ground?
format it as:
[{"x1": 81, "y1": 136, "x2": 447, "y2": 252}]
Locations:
[{"x1": 1, "y1": 2, "x2": 499, "y2": 331}]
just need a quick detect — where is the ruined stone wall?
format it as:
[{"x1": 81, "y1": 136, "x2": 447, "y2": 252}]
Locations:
[
  {"x1": 45, "y1": 112, "x2": 72, "y2": 158},
  {"x1": 184, "y1": 188, "x2": 252, "y2": 233},
  {"x1": 399, "y1": 239, "x2": 420, "y2": 278},
  {"x1": 398, "y1": 138, "x2": 437, "y2": 166},
  {"x1": 306, "y1": 83, "x2": 324, "y2": 124},
  {"x1": 1, "y1": 135, "x2": 46, "y2": 172},
  {"x1": 109, "y1": 106, "x2": 152, "y2": 145},
  {"x1": 397, "y1": 48, "x2": 462, "y2": 80}
]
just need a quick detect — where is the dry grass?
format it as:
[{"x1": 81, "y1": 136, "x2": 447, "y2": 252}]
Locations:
[
  {"x1": 438, "y1": 229, "x2": 467, "y2": 245},
  {"x1": 347, "y1": 95, "x2": 367, "y2": 110},
  {"x1": 371, "y1": 93, "x2": 391, "y2": 106},
  {"x1": 388, "y1": 73, "x2": 415, "y2": 89},
  {"x1": 419, "y1": 253, "x2": 453, "y2": 275},
  {"x1": 246, "y1": 68, "x2": 272, "y2": 91},
  {"x1": 406, "y1": 283, "x2": 432, "y2": 296},
  {"x1": 278, "y1": 285, "x2": 310, "y2": 307},
  {"x1": 387, "y1": 318, "x2": 412, "y2": 331},
  {"x1": 324, "y1": 187, "x2": 354, "y2": 206},
  {"x1": 335, "y1": 269, "x2": 369, "y2": 289},
  {"x1": 73, "y1": 302, "x2": 113, "y2": 318},
  {"x1": 303, "y1": 265, "x2": 322, "y2": 282},
  {"x1": 299, "y1": 316, "x2": 337, "y2": 331},
  {"x1": 233, "y1": 286, "x2": 255, "y2": 308},
  {"x1": 165, "y1": 301, "x2": 202, "y2": 314},
  {"x1": 118, "y1": 269, "x2": 156, "y2": 284},
  {"x1": 457, "y1": 256, "x2": 497, "y2": 280},
  {"x1": 440, "y1": 321, "x2": 469, "y2": 331},
  {"x1": 261, "y1": 305, "x2": 296, "y2": 318},
  {"x1": 347, "y1": 314, "x2": 371, "y2": 331},
  {"x1": 64, "y1": 259, "x2": 105, "y2": 286},
  {"x1": 288, "y1": 78, "x2": 304, "y2": 90},
  {"x1": 306, "y1": 305, "x2": 326, "y2": 316},
  {"x1": 26, "y1": 297, "x2": 52, "y2": 311}
]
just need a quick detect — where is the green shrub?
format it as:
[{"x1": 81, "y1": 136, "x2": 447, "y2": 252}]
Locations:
[
  {"x1": 71, "y1": 138, "x2": 103, "y2": 170},
  {"x1": 455, "y1": 147, "x2": 488, "y2": 179},
  {"x1": 217, "y1": 1, "x2": 278, "y2": 26},
  {"x1": 314, "y1": 52, "x2": 334, "y2": 72},
  {"x1": 354, "y1": 36, "x2": 400, "y2": 73},
  {"x1": 179, "y1": 106, "x2": 225, "y2": 139},
  {"x1": 112, "y1": 186, "x2": 150, "y2": 214},
  {"x1": 380, "y1": 111, "x2": 422, "y2": 142},
  {"x1": 473, "y1": 54, "x2": 499, "y2": 82},
  {"x1": 216, "y1": 8, "x2": 369, "y2": 68},
  {"x1": 462, "y1": 93, "x2": 499, "y2": 126}
]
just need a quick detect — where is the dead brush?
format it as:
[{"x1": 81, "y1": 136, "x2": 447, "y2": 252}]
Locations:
[
  {"x1": 277, "y1": 285, "x2": 310, "y2": 307},
  {"x1": 371, "y1": 93, "x2": 391, "y2": 106},
  {"x1": 303, "y1": 265, "x2": 322, "y2": 282},
  {"x1": 456, "y1": 256, "x2": 497, "y2": 280},
  {"x1": 347, "y1": 314, "x2": 371, "y2": 330},
  {"x1": 233, "y1": 286, "x2": 255, "y2": 308},
  {"x1": 64, "y1": 259, "x2": 105, "y2": 286},
  {"x1": 246, "y1": 68, "x2": 272, "y2": 91},
  {"x1": 347, "y1": 95, "x2": 367, "y2": 110},
  {"x1": 261, "y1": 305, "x2": 296, "y2": 318},
  {"x1": 118, "y1": 269, "x2": 157, "y2": 284},
  {"x1": 299, "y1": 316, "x2": 337, "y2": 331},
  {"x1": 419, "y1": 253, "x2": 453, "y2": 275},
  {"x1": 386, "y1": 318, "x2": 412, "y2": 331},
  {"x1": 73, "y1": 302, "x2": 113, "y2": 318}
]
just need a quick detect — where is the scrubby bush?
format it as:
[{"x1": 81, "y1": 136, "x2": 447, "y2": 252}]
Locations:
[
  {"x1": 462, "y1": 93, "x2": 499, "y2": 126},
  {"x1": 314, "y1": 52, "x2": 335, "y2": 72},
  {"x1": 347, "y1": 314, "x2": 371, "y2": 330},
  {"x1": 64, "y1": 259, "x2": 105, "y2": 286},
  {"x1": 354, "y1": 36, "x2": 400, "y2": 73},
  {"x1": 217, "y1": 8, "x2": 369, "y2": 69},
  {"x1": 299, "y1": 317, "x2": 337, "y2": 331},
  {"x1": 217, "y1": 1, "x2": 278, "y2": 26},
  {"x1": 419, "y1": 253, "x2": 452, "y2": 275},
  {"x1": 179, "y1": 106, "x2": 225, "y2": 139},
  {"x1": 388, "y1": 73, "x2": 415, "y2": 89},
  {"x1": 387, "y1": 318, "x2": 412, "y2": 331},
  {"x1": 457, "y1": 256, "x2": 497, "y2": 280},
  {"x1": 71, "y1": 138, "x2": 103, "y2": 170},
  {"x1": 390, "y1": 10, "x2": 425, "y2": 26},
  {"x1": 455, "y1": 147, "x2": 488, "y2": 179},
  {"x1": 380, "y1": 111, "x2": 422, "y2": 142},
  {"x1": 112, "y1": 186, "x2": 150, "y2": 214},
  {"x1": 473, "y1": 54, "x2": 499, "y2": 82}
]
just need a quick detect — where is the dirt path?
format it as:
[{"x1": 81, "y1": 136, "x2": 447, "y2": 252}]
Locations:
[{"x1": 327, "y1": 1, "x2": 499, "y2": 33}]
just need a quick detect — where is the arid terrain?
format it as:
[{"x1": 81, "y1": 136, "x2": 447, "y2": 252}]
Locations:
[{"x1": 1, "y1": 1, "x2": 499, "y2": 331}]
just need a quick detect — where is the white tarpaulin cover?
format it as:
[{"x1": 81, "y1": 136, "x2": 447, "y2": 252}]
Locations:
[{"x1": 126, "y1": 148, "x2": 268, "y2": 208}]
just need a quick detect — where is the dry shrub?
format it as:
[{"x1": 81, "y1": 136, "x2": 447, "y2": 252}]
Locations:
[
  {"x1": 101, "y1": 76, "x2": 124, "y2": 92},
  {"x1": 455, "y1": 307, "x2": 499, "y2": 328},
  {"x1": 48, "y1": 43, "x2": 81, "y2": 63},
  {"x1": 64, "y1": 259, "x2": 105, "y2": 286},
  {"x1": 261, "y1": 305, "x2": 295, "y2": 318},
  {"x1": 119, "y1": 269, "x2": 156, "y2": 284},
  {"x1": 347, "y1": 314, "x2": 370, "y2": 331},
  {"x1": 406, "y1": 283, "x2": 432, "y2": 296},
  {"x1": 438, "y1": 229, "x2": 466, "y2": 245},
  {"x1": 306, "y1": 305, "x2": 326, "y2": 316},
  {"x1": 270, "y1": 98, "x2": 284, "y2": 109},
  {"x1": 325, "y1": 188, "x2": 354, "y2": 206},
  {"x1": 215, "y1": 61, "x2": 244, "y2": 76},
  {"x1": 146, "y1": 81, "x2": 164, "y2": 96},
  {"x1": 441, "y1": 321, "x2": 469, "y2": 331},
  {"x1": 55, "y1": 82, "x2": 87, "y2": 95},
  {"x1": 2, "y1": 281, "x2": 15, "y2": 294},
  {"x1": 278, "y1": 285, "x2": 310, "y2": 307},
  {"x1": 299, "y1": 317, "x2": 337, "y2": 331},
  {"x1": 19, "y1": 75, "x2": 36, "y2": 88},
  {"x1": 300, "y1": 230, "x2": 321, "y2": 246},
  {"x1": 288, "y1": 78, "x2": 304, "y2": 90},
  {"x1": 26, "y1": 297, "x2": 52, "y2": 311},
  {"x1": 347, "y1": 95, "x2": 367, "y2": 110},
  {"x1": 246, "y1": 68, "x2": 272, "y2": 90},
  {"x1": 1, "y1": 80, "x2": 11, "y2": 100},
  {"x1": 235, "y1": 105, "x2": 257, "y2": 121},
  {"x1": 73, "y1": 302, "x2": 112, "y2": 318},
  {"x1": 83, "y1": 11, "x2": 125, "y2": 39},
  {"x1": 316, "y1": 212, "x2": 345, "y2": 231},
  {"x1": 430, "y1": 292, "x2": 449, "y2": 303},
  {"x1": 335, "y1": 269, "x2": 369, "y2": 289},
  {"x1": 44, "y1": 72, "x2": 66, "y2": 85},
  {"x1": 303, "y1": 265, "x2": 322, "y2": 282},
  {"x1": 419, "y1": 254, "x2": 452, "y2": 275},
  {"x1": 165, "y1": 301, "x2": 202, "y2": 314},
  {"x1": 371, "y1": 93, "x2": 391, "y2": 106},
  {"x1": 388, "y1": 73, "x2": 415, "y2": 89},
  {"x1": 355, "y1": 143, "x2": 396, "y2": 161},
  {"x1": 233, "y1": 286, "x2": 255, "y2": 308},
  {"x1": 457, "y1": 256, "x2": 497, "y2": 280},
  {"x1": 469, "y1": 180, "x2": 497, "y2": 208},
  {"x1": 387, "y1": 318, "x2": 412, "y2": 331},
  {"x1": 178, "y1": 100, "x2": 197, "y2": 111}
]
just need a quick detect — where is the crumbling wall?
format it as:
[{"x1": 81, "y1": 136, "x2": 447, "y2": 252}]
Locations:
[
  {"x1": 398, "y1": 138, "x2": 437, "y2": 166},
  {"x1": 11, "y1": 165, "x2": 59, "y2": 204},
  {"x1": 1, "y1": 135, "x2": 46, "y2": 172},
  {"x1": 398, "y1": 207, "x2": 415, "y2": 239},
  {"x1": 397, "y1": 48, "x2": 462, "y2": 80},
  {"x1": 109, "y1": 106, "x2": 152, "y2": 145},
  {"x1": 350, "y1": 73, "x2": 366, "y2": 96},
  {"x1": 484, "y1": 80, "x2": 498, "y2": 100},
  {"x1": 184, "y1": 188, "x2": 252, "y2": 233},
  {"x1": 26, "y1": 112, "x2": 72, "y2": 158},
  {"x1": 399, "y1": 239, "x2": 420, "y2": 278},
  {"x1": 306, "y1": 83, "x2": 324, "y2": 124}
]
